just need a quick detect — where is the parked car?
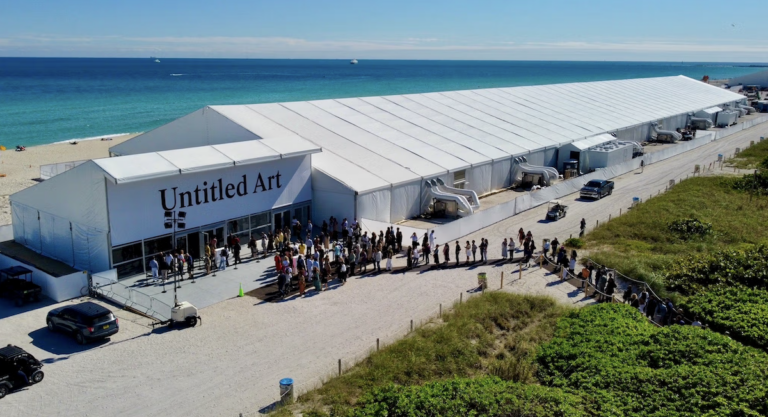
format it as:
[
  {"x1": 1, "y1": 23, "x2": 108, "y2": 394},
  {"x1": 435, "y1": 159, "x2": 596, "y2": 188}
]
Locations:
[
  {"x1": 0, "y1": 266, "x2": 42, "y2": 307},
  {"x1": 46, "y1": 302, "x2": 119, "y2": 345},
  {"x1": 580, "y1": 179, "x2": 615, "y2": 200},
  {"x1": 0, "y1": 344, "x2": 44, "y2": 399}
]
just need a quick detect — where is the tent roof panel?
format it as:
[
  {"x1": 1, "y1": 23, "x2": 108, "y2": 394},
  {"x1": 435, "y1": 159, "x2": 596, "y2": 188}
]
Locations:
[
  {"x1": 312, "y1": 151, "x2": 390, "y2": 193},
  {"x1": 94, "y1": 153, "x2": 180, "y2": 183},
  {"x1": 569, "y1": 133, "x2": 617, "y2": 150}
]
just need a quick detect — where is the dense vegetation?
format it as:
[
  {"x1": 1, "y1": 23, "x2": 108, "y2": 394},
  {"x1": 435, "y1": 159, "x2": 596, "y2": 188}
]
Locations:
[
  {"x1": 352, "y1": 378, "x2": 585, "y2": 417},
  {"x1": 681, "y1": 287, "x2": 768, "y2": 349},
  {"x1": 537, "y1": 304, "x2": 768, "y2": 417},
  {"x1": 727, "y1": 136, "x2": 768, "y2": 169},
  {"x1": 283, "y1": 298, "x2": 768, "y2": 417},
  {"x1": 665, "y1": 245, "x2": 768, "y2": 294},
  {"x1": 296, "y1": 292, "x2": 569, "y2": 415}
]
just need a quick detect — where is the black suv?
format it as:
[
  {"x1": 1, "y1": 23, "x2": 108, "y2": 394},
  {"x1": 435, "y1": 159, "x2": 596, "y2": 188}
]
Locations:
[
  {"x1": 46, "y1": 302, "x2": 119, "y2": 345},
  {"x1": 0, "y1": 344, "x2": 44, "y2": 399}
]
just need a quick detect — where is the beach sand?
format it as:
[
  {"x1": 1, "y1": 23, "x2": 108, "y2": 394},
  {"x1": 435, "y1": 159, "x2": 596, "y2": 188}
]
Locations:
[{"x1": 0, "y1": 134, "x2": 139, "y2": 225}]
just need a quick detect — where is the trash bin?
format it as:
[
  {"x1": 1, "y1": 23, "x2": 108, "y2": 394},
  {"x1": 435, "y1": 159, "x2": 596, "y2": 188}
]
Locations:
[
  {"x1": 279, "y1": 378, "x2": 294, "y2": 405},
  {"x1": 717, "y1": 154, "x2": 723, "y2": 162},
  {"x1": 477, "y1": 272, "x2": 487, "y2": 289},
  {"x1": 632, "y1": 197, "x2": 640, "y2": 207}
]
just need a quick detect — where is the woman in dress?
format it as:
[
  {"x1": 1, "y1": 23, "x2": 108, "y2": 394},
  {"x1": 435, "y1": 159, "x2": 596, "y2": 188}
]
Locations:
[
  {"x1": 311, "y1": 266, "x2": 321, "y2": 292},
  {"x1": 322, "y1": 256, "x2": 331, "y2": 290},
  {"x1": 518, "y1": 228, "x2": 525, "y2": 246},
  {"x1": 501, "y1": 238, "x2": 508, "y2": 260},
  {"x1": 464, "y1": 241, "x2": 471, "y2": 265},
  {"x1": 267, "y1": 232, "x2": 274, "y2": 253},
  {"x1": 298, "y1": 268, "x2": 307, "y2": 296},
  {"x1": 386, "y1": 252, "x2": 393, "y2": 271}
]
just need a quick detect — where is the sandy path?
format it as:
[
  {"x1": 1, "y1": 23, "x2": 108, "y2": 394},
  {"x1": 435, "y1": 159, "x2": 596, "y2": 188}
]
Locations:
[
  {"x1": 0, "y1": 121, "x2": 766, "y2": 417},
  {"x1": 0, "y1": 134, "x2": 137, "y2": 224}
]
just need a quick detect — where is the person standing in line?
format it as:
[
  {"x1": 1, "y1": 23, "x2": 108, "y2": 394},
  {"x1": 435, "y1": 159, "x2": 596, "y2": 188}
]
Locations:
[
  {"x1": 454, "y1": 241, "x2": 461, "y2": 267},
  {"x1": 311, "y1": 266, "x2": 321, "y2": 292},
  {"x1": 518, "y1": 228, "x2": 525, "y2": 247},
  {"x1": 471, "y1": 240, "x2": 477, "y2": 263},
  {"x1": 396, "y1": 228, "x2": 403, "y2": 252},
  {"x1": 374, "y1": 247, "x2": 382, "y2": 272},
  {"x1": 348, "y1": 250, "x2": 357, "y2": 276},
  {"x1": 501, "y1": 238, "x2": 508, "y2": 260},
  {"x1": 508, "y1": 237, "x2": 515, "y2": 258},
  {"x1": 185, "y1": 251, "x2": 194, "y2": 280},
  {"x1": 213, "y1": 248, "x2": 222, "y2": 272},
  {"x1": 322, "y1": 256, "x2": 331, "y2": 290},
  {"x1": 550, "y1": 237, "x2": 559, "y2": 258},
  {"x1": 306, "y1": 235, "x2": 314, "y2": 256},
  {"x1": 232, "y1": 236, "x2": 241, "y2": 265},
  {"x1": 165, "y1": 251, "x2": 175, "y2": 279},
  {"x1": 433, "y1": 243, "x2": 440, "y2": 266},
  {"x1": 177, "y1": 251, "x2": 186, "y2": 280},
  {"x1": 580, "y1": 218, "x2": 586, "y2": 237},
  {"x1": 482, "y1": 238, "x2": 489, "y2": 263},
  {"x1": 465, "y1": 241, "x2": 471, "y2": 265},
  {"x1": 422, "y1": 232, "x2": 429, "y2": 249},
  {"x1": 386, "y1": 251, "x2": 393, "y2": 271},
  {"x1": 260, "y1": 233, "x2": 267, "y2": 256},
  {"x1": 406, "y1": 246, "x2": 413, "y2": 269},
  {"x1": 429, "y1": 230, "x2": 436, "y2": 249},
  {"x1": 220, "y1": 247, "x2": 230, "y2": 271},
  {"x1": 411, "y1": 232, "x2": 419, "y2": 249},
  {"x1": 267, "y1": 232, "x2": 274, "y2": 253},
  {"x1": 412, "y1": 246, "x2": 420, "y2": 267},
  {"x1": 443, "y1": 241, "x2": 450, "y2": 265},
  {"x1": 248, "y1": 235, "x2": 257, "y2": 259},
  {"x1": 204, "y1": 246, "x2": 212, "y2": 275},
  {"x1": 423, "y1": 242, "x2": 431, "y2": 265},
  {"x1": 543, "y1": 239, "x2": 551, "y2": 260},
  {"x1": 149, "y1": 256, "x2": 159, "y2": 280}
]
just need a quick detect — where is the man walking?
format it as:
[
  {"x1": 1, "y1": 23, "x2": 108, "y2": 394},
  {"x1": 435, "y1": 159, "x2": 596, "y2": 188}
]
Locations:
[
  {"x1": 580, "y1": 218, "x2": 586, "y2": 238},
  {"x1": 232, "y1": 237, "x2": 241, "y2": 265}
]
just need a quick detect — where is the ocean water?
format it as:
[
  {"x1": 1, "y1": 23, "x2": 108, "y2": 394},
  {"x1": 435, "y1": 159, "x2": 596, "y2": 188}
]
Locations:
[{"x1": 0, "y1": 58, "x2": 763, "y2": 147}]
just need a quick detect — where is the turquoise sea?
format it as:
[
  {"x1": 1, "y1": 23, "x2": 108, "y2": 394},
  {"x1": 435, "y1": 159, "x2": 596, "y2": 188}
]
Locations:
[{"x1": 0, "y1": 58, "x2": 764, "y2": 147}]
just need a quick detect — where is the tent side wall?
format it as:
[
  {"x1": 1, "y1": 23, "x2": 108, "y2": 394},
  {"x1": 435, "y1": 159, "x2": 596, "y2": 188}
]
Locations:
[
  {"x1": 357, "y1": 188, "x2": 392, "y2": 223},
  {"x1": 311, "y1": 168, "x2": 357, "y2": 227},
  {"x1": 10, "y1": 161, "x2": 110, "y2": 273},
  {"x1": 490, "y1": 159, "x2": 512, "y2": 191},
  {"x1": 390, "y1": 181, "x2": 421, "y2": 222}
]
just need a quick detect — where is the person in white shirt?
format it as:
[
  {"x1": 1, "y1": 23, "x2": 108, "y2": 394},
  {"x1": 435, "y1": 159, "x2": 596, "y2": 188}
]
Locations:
[
  {"x1": 351, "y1": 218, "x2": 358, "y2": 230},
  {"x1": 164, "y1": 253, "x2": 174, "y2": 278},
  {"x1": 429, "y1": 230, "x2": 436, "y2": 248},
  {"x1": 149, "y1": 257, "x2": 159, "y2": 279},
  {"x1": 410, "y1": 232, "x2": 418, "y2": 248}
]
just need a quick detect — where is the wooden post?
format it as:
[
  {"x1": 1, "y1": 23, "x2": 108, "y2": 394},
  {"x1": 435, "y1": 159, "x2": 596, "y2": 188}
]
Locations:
[
  {"x1": 518, "y1": 264, "x2": 523, "y2": 280},
  {"x1": 596, "y1": 220, "x2": 599, "y2": 228},
  {"x1": 500, "y1": 272, "x2": 504, "y2": 289},
  {"x1": 439, "y1": 303, "x2": 442, "y2": 317},
  {"x1": 410, "y1": 319, "x2": 413, "y2": 332},
  {"x1": 377, "y1": 338, "x2": 380, "y2": 352},
  {"x1": 338, "y1": 359, "x2": 342, "y2": 376},
  {"x1": 620, "y1": 208, "x2": 622, "y2": 216},
  {"x1": 460, "y1": 293, "x2": 463, "y2": 304},
  {"x1": 609, "y1": 214, "x2": 611, "y2": 221}
]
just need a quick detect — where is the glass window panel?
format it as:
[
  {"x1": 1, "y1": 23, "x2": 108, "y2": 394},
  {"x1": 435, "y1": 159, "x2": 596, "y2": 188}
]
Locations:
[
  {"x1": 116, "y1": 259, "x2": 144, "y2": 278},
  {"x1": 112, "y1": 241, "x2": 143, "y2": 264},
  {"x1": 143, "y1": 235, "x2": 173, "y2": 257},
  {"x1": 250, "y1": 212, "x2": 270, "y2": 230},
  {"x1": 228, "y1": 217, "x2": 249, "y2": 234}
]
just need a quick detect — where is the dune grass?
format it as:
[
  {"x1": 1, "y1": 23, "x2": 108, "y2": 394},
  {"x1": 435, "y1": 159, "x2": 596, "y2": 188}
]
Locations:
[
  {"x1": 726, "y1": 136, "x2": 768, "y2": 169},
  {"x1": 294, "y1": 292, "x2": 570, "y2": 416},
  {"x1": 584, "y1": 176, "x2": 768, "y2": 295}
]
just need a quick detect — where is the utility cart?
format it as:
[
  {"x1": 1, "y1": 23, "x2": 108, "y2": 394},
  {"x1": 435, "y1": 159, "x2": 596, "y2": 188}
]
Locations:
[{"x1": 545, "y1": 200, "x2": 568, "y2": 221}]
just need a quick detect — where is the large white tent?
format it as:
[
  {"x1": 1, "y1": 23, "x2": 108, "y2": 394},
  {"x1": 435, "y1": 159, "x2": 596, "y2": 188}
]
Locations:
[{"x1": 109, "y1": 75, "x2": 746, "y2": 223}]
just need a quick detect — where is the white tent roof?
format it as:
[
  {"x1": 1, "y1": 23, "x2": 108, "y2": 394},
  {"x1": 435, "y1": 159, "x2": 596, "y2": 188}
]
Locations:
[
  {"x1": 311, "y1": 150, "x2": 391, "y2": 193},
  {"x1": 110, "y1": 75, "x2": 745, "y2": 192},
  {"x1": 569, "y1": 133, "x2": 617, "y2": 151},
  {"x1": 97, "y1": 138, "x2": 320, "y2": 184}
]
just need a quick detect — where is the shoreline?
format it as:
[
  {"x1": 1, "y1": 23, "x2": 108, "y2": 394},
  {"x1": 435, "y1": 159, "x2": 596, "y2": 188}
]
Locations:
[
  {"x1": 51, "y1": 132, "x2": 142, "y2": 145},
  {"x1": 0, "y1": 132, "x2": 140, "y2": 225}
]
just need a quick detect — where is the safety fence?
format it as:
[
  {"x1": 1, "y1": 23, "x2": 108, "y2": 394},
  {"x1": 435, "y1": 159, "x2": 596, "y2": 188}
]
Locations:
[
  {"x1": 92, "y1": 281, "x2": 171, "y2": 321},
  {"x1": 39, "y1": 159, "x2": 87, "y2": 180}
]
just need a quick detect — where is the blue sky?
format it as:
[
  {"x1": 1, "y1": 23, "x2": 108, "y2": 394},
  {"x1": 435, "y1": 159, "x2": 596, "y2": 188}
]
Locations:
[{"x1": 1, "y1": 0, "x2": 766, "y2": 61}]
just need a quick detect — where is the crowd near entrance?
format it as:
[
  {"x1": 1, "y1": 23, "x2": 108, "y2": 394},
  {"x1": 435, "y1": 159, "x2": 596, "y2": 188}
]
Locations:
[{"x1": 110, "y1": 201, "x2": 311, "y2": 278}]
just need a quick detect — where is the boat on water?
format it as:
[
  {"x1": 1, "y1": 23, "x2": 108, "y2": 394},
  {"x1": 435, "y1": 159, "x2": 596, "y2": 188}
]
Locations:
[
  {"x1": 350, "y1": 59, "x2": 358, "y2": 65},
  {"x1": 155, "y1": 59, "x2": 161, "y2": 63}
]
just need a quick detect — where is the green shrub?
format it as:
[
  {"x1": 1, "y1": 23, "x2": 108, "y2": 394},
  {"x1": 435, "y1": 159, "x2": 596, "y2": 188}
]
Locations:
[
  {"x1": 563, "y1": 238, "x2": 584, "y2": 248},
  {"x1": 667, "y1": 218, "x2": 713, "y2": 240},
  {"x1": 352, "y1": 377, "x2": 586, "y2": 417},
  {"x1": 681, "y1": 286, "x2": 768, "y2": 349},
  {"x1": 665, "y1": 244, "x2": 768, "y2": 294},
  {"x1": 537, "y1": 303, "x2": 768, "y2": 416}
]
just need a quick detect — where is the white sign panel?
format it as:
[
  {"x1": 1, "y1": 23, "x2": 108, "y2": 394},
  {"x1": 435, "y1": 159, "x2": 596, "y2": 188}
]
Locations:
[{"x1": 107, "y1": 155, "x2": 311, "y2": 246}]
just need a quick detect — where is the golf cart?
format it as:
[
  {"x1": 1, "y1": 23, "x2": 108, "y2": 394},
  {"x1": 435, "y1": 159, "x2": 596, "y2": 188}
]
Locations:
[
  {"x1": 0, "y1": 266, "x2": 42, "y2": 307},
  {"x1": 0, "y1": 344, "x2": 44, "y2": 400},
  {"x1": 545, "y1": 200, "x2": 568, "y2": 221}
]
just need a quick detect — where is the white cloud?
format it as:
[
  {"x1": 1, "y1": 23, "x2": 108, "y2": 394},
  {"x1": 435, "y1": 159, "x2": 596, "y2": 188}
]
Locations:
[{"x1": 1, "y1": 34, "x2": 767, "y2": 60}]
